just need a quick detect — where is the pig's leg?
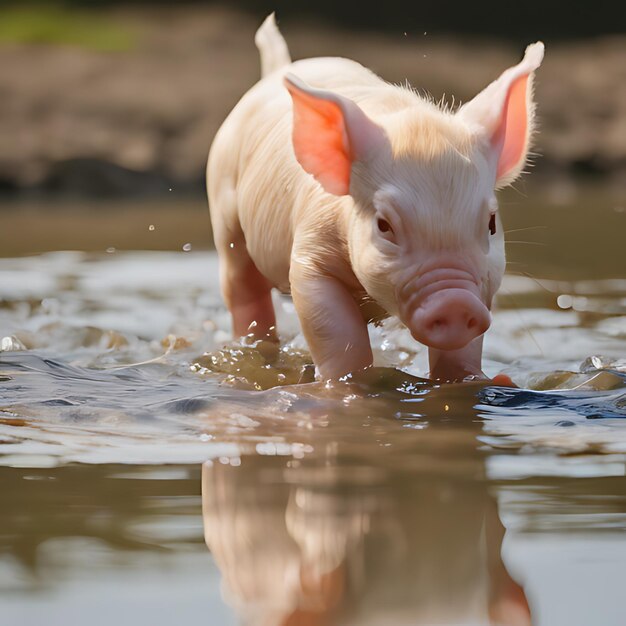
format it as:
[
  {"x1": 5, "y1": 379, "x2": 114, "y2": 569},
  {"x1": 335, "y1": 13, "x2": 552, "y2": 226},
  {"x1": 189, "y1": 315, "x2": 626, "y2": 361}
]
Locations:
[
  {"x1": 428, "y1": 337, "x2": 485, "y2": 382},
  {"x1": 215, "y1": 229, "x2": 277, "y2": 341},
  {"x1": 290, "y1": 268, "x2": 372, "y2": 379},
  {"x1": 487, "y1": 499, "x2": 532, "y2": 625}
]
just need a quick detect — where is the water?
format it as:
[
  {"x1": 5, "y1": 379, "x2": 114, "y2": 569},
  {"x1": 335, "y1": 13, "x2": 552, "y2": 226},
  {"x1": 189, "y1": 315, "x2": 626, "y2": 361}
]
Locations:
[{"x1": 0, "y1": 236, "x2": 625, "y2": 624}]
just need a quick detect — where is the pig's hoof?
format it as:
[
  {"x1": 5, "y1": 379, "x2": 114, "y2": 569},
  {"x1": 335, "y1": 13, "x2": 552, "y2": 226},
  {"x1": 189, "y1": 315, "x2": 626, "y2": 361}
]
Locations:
[{"x1": 491, "y1": 373, "x2": 517, "y2": 388}]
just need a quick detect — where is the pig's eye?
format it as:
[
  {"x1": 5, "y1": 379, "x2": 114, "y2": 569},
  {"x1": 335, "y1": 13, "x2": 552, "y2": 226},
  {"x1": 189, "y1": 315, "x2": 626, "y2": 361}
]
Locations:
[
  {"x1": 488, "y1": 213, "x2": 497, "y2": 236},
  {"x1": 377, "y1": 218, "x2": 393, "y2": 234}
]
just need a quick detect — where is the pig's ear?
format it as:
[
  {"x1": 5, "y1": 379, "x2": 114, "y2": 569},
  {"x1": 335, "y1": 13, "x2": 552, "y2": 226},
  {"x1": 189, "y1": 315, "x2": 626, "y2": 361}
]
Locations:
[
  {"x1": 457, "y1": 42, "x2": 544, "y2": 189},
  {"x1": 284, "y1": 73, "x2": 386, "y2": 196}
]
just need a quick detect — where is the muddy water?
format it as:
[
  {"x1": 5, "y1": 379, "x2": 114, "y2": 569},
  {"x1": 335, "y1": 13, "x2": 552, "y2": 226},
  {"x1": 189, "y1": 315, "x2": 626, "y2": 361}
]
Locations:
[{"x1": 1, "y1": 189, "x2": 625, "y2": 625}]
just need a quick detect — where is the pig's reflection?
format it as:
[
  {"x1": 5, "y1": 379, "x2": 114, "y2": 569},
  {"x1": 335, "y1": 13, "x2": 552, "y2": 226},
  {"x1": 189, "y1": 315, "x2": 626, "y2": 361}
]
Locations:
[{"x1": 202, "y1": 383, "x2": 531, "y2": 625}]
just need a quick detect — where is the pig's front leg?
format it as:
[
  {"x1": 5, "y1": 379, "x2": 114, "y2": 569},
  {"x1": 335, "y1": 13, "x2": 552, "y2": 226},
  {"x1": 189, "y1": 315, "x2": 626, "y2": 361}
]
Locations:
[
  {"x1": 216, "y1": 231, "x2": 277, "y2": 342},
  {"x1": 226, "y1": 259, "x2": 276, "y2": 341},
  {"x1": 428, "y1": 337, "x2": 486, "y2": 382},
  {"x1": 290, "y1": 263, "x2": 372, "y2": 380}
]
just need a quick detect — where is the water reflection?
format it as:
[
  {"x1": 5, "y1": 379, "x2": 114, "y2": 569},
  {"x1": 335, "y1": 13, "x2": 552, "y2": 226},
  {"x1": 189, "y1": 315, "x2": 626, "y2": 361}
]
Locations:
[
  {"x1": 0, "y1": 249, "x2": 625, "y2": 625},
  {"x1": 202, "y1": 385, "x2": 531, "y2": 626}
]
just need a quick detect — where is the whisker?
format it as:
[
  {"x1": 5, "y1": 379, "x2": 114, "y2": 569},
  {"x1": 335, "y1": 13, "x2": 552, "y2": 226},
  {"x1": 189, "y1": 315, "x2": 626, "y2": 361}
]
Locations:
[
  {"x1": 498, "y1": 286, "x2": 544, "y2": 356},
  {"x1": 566, "y1": 372, "x2": 606, "y2": 391},
  {"x1": 505, "y1": 240, "x2": 547, "y2": 246},
  {"x1": 508, "y1": 182, "x2": 529, "y2": 199},
  {"x1": 505, "y1": 270, "x2": 554, "y2": 295},
  {"x1": 504, "y1": 226, "x2": 548, "y2": 234},
  {"x1": 499, "y1": 200, "x2": 529, "y2": 207}
]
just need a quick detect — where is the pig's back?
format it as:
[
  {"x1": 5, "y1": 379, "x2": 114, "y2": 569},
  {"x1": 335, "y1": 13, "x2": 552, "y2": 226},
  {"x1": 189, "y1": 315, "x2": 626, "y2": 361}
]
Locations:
[{"x1": 208, "y1": 58, "x2": 417, "y2": 290}]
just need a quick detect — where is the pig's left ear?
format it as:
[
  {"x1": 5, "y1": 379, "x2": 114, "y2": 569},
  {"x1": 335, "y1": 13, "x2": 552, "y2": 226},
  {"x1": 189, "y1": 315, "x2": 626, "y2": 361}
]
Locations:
[
  {"x1": 457, "y1": 42, "x2": 544, "y2": 189},
  {"x1": 284, "y1": 74, "x2": 387, "y2": 196}
]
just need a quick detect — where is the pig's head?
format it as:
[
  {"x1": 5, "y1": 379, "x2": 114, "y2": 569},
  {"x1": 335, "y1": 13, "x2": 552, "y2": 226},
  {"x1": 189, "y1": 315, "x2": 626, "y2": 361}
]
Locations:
[{"x1": 285, "y1": 44, "x2": 544, "y2": 353}]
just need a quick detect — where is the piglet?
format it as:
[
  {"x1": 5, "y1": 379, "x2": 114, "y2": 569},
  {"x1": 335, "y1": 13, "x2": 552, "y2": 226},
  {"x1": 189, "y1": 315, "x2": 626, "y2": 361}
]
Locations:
[{"x1": 207, "y1": 14, "x2": 544, "y2": 381}]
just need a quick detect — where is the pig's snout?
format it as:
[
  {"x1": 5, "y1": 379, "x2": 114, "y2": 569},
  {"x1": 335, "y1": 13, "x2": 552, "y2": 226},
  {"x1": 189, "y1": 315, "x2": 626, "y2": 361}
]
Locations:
[{"x1": 409, "y1": 289, "x2": 491, "y2": 351}]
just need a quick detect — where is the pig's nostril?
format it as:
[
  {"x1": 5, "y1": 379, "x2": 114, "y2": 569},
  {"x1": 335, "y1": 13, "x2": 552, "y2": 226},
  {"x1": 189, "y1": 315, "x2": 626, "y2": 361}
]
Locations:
[
  {"x1": 409, "y1": 289, "x2": 491, "y2": 351},
  {"x1": 430, "y1": 318, "x2": 446, "y2": 331}
]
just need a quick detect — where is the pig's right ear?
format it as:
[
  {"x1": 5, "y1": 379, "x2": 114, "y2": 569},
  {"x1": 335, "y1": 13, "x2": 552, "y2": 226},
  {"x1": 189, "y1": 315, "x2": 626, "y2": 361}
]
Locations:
[
  {"x1": 457, "y1": 43, "x2": 544, "y2": 189},
  {"x1": 284, "y1": 74, "x2": 386, "y2": 196}
]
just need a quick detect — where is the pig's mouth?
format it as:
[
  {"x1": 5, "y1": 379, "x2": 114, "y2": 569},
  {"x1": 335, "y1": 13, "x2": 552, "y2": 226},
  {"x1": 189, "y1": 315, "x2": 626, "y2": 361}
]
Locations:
[{"x1": 398, "y1": 269, "x2": 491, "y2": 351}]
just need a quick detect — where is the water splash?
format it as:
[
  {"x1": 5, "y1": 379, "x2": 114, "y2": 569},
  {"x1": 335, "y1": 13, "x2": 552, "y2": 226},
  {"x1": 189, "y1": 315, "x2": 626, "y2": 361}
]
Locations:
[{"x1": 0, "y1": 251, "x2": 625, "y2": 467}]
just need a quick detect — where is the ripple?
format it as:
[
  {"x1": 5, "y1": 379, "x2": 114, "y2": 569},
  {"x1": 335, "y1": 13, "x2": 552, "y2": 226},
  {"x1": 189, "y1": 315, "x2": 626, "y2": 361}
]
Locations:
[{"x1": 0, "y1": 252, "x2": 624, "y2": 467}]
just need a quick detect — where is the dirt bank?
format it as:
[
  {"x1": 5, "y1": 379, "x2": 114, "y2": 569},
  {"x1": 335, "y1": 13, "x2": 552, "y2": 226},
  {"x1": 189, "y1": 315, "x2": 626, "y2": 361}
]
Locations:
[{"x1": 0, "y1": 6, "x2": 624, "y2": 197}]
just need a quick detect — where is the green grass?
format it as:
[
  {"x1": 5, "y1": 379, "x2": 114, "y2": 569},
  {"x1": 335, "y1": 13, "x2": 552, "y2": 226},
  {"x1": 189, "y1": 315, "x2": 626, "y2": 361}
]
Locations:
[{"x1": 0, "y1": 4, "x2": 136, "y2": 51}]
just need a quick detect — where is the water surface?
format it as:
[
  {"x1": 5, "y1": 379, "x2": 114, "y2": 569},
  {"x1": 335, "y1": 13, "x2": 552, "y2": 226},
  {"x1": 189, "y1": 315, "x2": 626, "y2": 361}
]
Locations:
[{"x1": 0, "y1": 206, "x2": 625, "y2": 624}]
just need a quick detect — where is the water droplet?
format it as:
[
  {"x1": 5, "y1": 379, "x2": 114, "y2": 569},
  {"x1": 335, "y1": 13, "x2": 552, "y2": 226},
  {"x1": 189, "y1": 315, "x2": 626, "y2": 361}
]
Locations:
[
  {"x1": 483, "y1": 390, "x2": 496, "y2": 402},
  {"x1": 557, "y1": 294, "x2": 573, "y2": 309},
  {"x1": 148, "y1": 224, "x2": 155, "y2": 231},
  {"x1": 1, "y1": 336, "x2": 26, "y2": 352},
  {"x1": 182, "y1": 243, "x2": 192, "y2": 252},
  {"x1": 168, "y1": 187, "x2": 172, "y2": 192}
]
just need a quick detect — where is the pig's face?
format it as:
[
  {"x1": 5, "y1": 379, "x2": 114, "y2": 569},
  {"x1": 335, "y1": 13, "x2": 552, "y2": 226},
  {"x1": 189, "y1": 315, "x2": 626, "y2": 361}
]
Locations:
[
  {"x1": 285, "y1": 43, "x2": 543, "y2": 353},
  {"x1": 347, "y1": 117, "x2": 505, "y2": 350}
]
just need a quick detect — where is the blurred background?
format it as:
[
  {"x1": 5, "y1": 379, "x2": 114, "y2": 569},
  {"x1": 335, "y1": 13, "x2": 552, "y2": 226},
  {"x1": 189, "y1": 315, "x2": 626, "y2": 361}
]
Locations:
[{"x1": 0, "y1": 0, "x2": 624, "y2": 276}]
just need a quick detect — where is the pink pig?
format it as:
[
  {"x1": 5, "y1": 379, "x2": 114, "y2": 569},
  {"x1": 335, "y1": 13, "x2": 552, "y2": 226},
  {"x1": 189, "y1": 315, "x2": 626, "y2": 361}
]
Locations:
[{"x1": 208, "y1": 14, "x2": 544, "y2": 382}]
